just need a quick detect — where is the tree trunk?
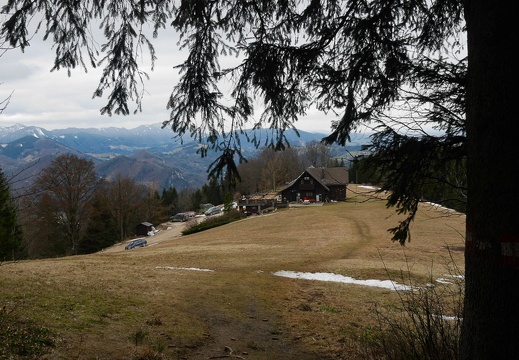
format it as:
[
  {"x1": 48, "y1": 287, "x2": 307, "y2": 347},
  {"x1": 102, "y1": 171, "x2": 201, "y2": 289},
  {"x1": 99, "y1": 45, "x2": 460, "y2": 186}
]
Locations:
[{"x1": 461, "y1": 1, "x2": 519, "y2": 358}]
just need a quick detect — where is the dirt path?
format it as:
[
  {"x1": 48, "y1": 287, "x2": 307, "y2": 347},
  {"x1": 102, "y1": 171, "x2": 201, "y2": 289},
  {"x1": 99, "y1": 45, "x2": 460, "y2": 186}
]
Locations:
[{"x1": 100, "y1": 220, "x2": 190, "y2": 253}]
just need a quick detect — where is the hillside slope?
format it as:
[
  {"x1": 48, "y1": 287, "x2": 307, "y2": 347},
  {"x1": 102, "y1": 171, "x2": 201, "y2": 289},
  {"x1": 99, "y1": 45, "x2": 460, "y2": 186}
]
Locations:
[{"x1": 0, "y1": 185, "x2": 465, "y2": 359}]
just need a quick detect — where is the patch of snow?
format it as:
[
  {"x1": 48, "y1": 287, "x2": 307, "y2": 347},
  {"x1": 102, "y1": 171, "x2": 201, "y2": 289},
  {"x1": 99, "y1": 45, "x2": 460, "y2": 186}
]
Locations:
[
  {"x1": 436, "y1": 273, "x2": 464, "y2": 285},
  {"x1": 156, "y1": 266, "x2": 214, "y2": 272},
  {"x1": 434, "y1": 314, "x2": 462, "y2": 321},
  {"x1": 423, "y1": 201, "x2": 464, "y2": 215},
  {"x1": 358, "y1": 185, "x2": 380, "y2": 190},
  {"x1": 272, "y1": 270, "x2": 413, "y2": 291},
  {"x1": 436, "y1": 278, "x2": 452, "y2": 284}
]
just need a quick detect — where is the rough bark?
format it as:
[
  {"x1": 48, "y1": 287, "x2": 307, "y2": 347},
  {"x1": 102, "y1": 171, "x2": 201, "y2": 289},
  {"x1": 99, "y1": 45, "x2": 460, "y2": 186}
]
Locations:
[{"x1": 461, "y1": 0, "x2": 519, "y2": 358}]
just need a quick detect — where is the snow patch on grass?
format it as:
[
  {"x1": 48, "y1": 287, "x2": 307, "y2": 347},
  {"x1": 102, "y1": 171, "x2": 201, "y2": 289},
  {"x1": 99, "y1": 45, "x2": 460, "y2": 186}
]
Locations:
[
  {"x1": 272, "y1": 270, "x2": 413, "y2": 291},
  {"x1": 156, "y1": 266, "x2": 214, "y2": 272}
]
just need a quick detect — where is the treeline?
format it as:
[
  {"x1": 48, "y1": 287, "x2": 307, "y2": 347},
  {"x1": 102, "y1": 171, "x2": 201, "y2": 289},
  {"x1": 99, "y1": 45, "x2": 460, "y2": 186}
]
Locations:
[
  {"x1": 0, "y1": 154, "x2": 235, "y2": 260},
  {"x1": 8, "y1": 154, "x2": 167, "y2": 259},
  {"x1": 350, "y1": 154, "x2": 467, "y2": 214}
]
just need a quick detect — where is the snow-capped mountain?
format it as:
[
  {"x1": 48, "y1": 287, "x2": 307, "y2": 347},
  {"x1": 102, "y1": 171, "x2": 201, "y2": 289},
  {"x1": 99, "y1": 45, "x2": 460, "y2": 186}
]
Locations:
[
  {"x1": 0, "y1": 123, "x2": 51, "y2": 142},
  {"x1": 0, "y1": 123, "x2": 367, "y2": 192}
]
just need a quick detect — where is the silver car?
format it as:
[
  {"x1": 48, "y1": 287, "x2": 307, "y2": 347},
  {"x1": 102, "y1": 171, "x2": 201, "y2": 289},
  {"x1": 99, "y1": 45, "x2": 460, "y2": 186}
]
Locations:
[{"x1": 204, "y1": 206, "x2": 222, "y2": 216}]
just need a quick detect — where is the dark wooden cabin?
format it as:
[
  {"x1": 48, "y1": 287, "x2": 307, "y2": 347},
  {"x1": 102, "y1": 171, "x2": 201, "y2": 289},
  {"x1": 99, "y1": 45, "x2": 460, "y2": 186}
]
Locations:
[
  {"x1": 280, "y1": 167, "x2": 349, "y2": 203},
  {"x1": 135, "y1": 221, "x2": 153, "y2": 236}
]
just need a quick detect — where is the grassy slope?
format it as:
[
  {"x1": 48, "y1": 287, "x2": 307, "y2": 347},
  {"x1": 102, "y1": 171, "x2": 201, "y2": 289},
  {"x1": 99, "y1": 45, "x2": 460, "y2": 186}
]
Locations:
[{"x1": 0, "y1": 185, "x2": 466, "y2": 359}]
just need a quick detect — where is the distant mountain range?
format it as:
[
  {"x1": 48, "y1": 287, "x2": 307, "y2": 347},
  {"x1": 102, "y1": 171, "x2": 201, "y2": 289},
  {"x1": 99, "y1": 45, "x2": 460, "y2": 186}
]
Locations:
[{"x1": 0, "y1": 123, "x2": 370, "y2": 192}]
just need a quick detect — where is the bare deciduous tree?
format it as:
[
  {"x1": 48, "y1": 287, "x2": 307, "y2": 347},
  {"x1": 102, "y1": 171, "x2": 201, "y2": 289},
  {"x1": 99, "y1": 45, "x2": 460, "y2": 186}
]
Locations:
[
  {"x1": 33, "y1": 154, "x2": 97, "y2": 254},
  {"x1": 106, "y1": 174, "x2": 146, "y2": 241},
  {"x1": 301, "y1": 140, "x2": 333, "y2": 168}
]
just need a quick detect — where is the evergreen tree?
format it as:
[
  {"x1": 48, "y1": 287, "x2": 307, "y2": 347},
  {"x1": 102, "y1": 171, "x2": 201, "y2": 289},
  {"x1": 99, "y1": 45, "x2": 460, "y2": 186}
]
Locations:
[
  {"x1": 161, "y1": 186, "x2": 179, "y2": 215},
  {"x1": 79, "y1": 183, "x2": 119, "y2": 254},
  {"x1": 202, "y1": 177, "x2": 223, "y2": 206},
  {"x1": 0, "y1": 169, "x2": 24, "y2": 262},
  {"x1": 223, "y1": 192, "x2": 233, "y2": 212},
  {"x1": 191, "y1": 189, "x2": 203, "y2": 212}
]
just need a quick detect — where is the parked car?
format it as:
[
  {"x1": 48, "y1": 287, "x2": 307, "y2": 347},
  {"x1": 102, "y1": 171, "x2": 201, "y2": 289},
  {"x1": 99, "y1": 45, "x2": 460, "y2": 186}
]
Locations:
[
  {"x1": 204, "y1": 206, "x2": 222, "y2": 216},
  {"x1": 171, "y1": 213, "x2": 189, "y2": 222},
  {"x1": 184, "y1": 211, "x2": 196, "y2": 218},
  {"x1": 125, "y1": 238, "x2": 147, "y2": 250},
  {"x1": 200, "y1": 203, "x2": 214, "y2": 213}
]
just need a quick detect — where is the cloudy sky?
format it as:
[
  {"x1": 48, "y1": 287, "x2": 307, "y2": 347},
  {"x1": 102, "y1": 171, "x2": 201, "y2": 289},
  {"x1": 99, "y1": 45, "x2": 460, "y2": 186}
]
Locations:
[{"x1": 0, "y1": 12, "x2": 335, "y2": 134}]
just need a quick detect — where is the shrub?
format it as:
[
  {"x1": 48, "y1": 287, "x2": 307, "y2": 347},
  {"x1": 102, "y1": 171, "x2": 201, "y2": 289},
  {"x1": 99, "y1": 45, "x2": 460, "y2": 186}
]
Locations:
[
  {"x1": 129, "y1": 328, "x2": 148, "y2": 346},
  {"x1": 182, "y1": 210, "x2": 245, "y2": 235},
  {"x1": 364, "y1": 257, "x2": 464, "y2": 360},
  {"x1": 0, "y1": 303, "x2": 55, "y2": 358}
]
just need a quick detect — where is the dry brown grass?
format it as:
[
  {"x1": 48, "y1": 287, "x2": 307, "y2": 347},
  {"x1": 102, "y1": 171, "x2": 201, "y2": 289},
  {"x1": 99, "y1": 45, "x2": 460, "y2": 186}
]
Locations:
[{"x1": 0, "y1": 185, "x2": 465, "y2": 359}]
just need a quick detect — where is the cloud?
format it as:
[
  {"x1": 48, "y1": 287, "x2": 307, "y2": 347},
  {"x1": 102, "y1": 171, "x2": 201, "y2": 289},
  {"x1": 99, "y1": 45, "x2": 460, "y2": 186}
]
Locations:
[{"x1": 1, "y1": 21, "x2": 334, "y2": 134}]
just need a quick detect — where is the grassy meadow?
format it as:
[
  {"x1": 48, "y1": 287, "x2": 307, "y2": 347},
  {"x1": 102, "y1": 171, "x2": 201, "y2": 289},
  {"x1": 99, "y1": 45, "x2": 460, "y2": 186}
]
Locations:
[{"x1": 0, "y1": 185, "x2": 466, "y2": 359}]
